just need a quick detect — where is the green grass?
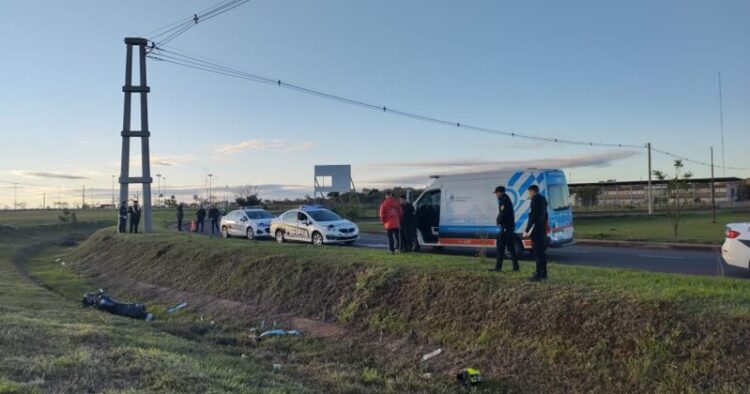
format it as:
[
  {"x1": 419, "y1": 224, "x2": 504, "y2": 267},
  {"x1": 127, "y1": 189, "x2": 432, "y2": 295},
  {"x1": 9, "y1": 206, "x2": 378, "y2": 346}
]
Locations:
[
  {"x1": 64, "y1": 229, "x2": 750, "y2": 392},
  {"x1": 2, "y1": 220, "x2": 503, "y2": 392},
  {"x1": 574, "y1": 209, "x2": 749, "y2": 244},
  {"x1": 0, "y1": 232, "x2": 315, "y2": 393}
]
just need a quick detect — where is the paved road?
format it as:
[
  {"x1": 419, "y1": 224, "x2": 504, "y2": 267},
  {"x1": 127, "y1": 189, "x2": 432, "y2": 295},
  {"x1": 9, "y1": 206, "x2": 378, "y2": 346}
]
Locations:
[
  {"x1": 356, "y1": 233, "x2": 750, "y2": 279},
  {"x1": 185, "y1": 224, "x2": 748, "y2": 279}
]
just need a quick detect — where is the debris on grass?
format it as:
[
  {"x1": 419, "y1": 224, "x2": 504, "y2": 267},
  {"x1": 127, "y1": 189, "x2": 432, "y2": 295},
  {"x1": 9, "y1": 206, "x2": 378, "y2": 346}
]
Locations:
[
  {"x1": 256, "y1": 329, "x2": 301, "y2": 341},
  {"x1": 273, "y1": 363, "x2": 282, "y2": 372},
  {"x1": 166, "y1": 302, "x2": 188, "y2": 313},
  {"x1": 421, "y1": 348, "x2": 442, "y2": 361},
  {"x1": 456, "y1": 368, "x2": 482, "y2": 385},
  {"x1": 81, "y1": 288, "x2": 153, "y2": 321}
]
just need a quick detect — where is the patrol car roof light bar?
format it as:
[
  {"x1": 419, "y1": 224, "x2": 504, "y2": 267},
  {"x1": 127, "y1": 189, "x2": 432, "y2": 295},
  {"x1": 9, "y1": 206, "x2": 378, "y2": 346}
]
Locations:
[{"x1": 119, "y1": 37, "x2": 153, "y2": 233}]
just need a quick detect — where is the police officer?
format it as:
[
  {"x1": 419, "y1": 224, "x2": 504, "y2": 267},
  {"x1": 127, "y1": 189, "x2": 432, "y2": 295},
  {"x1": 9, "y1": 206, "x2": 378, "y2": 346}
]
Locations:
[
  {"x1": 490, "y1": 186, "x2": 519, "y2": 272},
  {"x1": 129, "y1": 201, "x2": 142, "y2": 233},
  {"x1": 118, "y1": 201, "x2": 128, "y2": 233},
  {"x1": 208, "y1": 205, "x2": 221, "y2": 236},
  {"x1": 176, "y1": 203, "x2": 184, "y2": 232},
  {"x1": 523, "y1": 185, "x2": 548, "y2": 281},
  {"x1": 399, "y1": 195, "x2": 416, "y2": 252},
  {"x1": 195, "y1": 205, "x2": 206, "y2": 233}
]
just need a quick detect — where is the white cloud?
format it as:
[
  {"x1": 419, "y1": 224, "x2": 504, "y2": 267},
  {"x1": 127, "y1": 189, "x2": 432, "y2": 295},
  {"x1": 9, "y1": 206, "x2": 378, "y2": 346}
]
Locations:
[
  {"x1": 361, "y1": 150, "x2": 641, "y2": 186},
  {"x1": 215, "y1": 139, "x2": 313, "y2": 155}
]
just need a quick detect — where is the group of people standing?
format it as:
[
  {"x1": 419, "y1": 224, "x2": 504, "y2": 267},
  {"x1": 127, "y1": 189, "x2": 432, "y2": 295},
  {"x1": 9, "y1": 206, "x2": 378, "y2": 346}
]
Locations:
[
  {"x1": 175, "y1": 203, "x2": 221, "y2": 236},
  {"x1": 117, "y1": 201, "x2": 142, "y2": 233},
  {"x1": 492, "y1": 184, "x2": 548, "y2": 281},
  {"x1": 378, "y1": 191, "x2": 417, "y2": 254},
  {"x1": 379, "y1": 185, "x2": 549, "y2": 281}
]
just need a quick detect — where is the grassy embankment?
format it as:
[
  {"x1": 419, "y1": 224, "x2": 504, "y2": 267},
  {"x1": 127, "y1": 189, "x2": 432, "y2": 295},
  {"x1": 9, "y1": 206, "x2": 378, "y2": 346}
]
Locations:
[
  {"x1": 1, "y1": 213, "x2": 502, "y2": 392},
  {"x1": 61, "y1": 228, "x2": 750, "y2": 393},
  {"x1": 357, "y1": 209, "x2": 750, "y2": 244},
  {"x1": 0, "y1": 220, "x2": 316, "y2": 393}
]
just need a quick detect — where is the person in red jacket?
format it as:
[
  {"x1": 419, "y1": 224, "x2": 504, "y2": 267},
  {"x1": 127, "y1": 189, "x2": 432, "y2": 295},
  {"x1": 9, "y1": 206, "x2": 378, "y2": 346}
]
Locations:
[{"x1": 379, "y1": 191, "x2": 403, "y2": 254}]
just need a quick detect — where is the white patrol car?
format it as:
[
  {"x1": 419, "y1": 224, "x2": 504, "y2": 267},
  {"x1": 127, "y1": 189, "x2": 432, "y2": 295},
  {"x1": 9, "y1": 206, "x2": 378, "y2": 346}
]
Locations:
[
  {"x1": 270, "y1": 205, "x2": 359, "y2": 246},
  {"x1": 220, "y1": 208, "x2": 275, "y2": 240},
  {"x1": 722, "y1": 222, "x2": 750, "y2": 270}
]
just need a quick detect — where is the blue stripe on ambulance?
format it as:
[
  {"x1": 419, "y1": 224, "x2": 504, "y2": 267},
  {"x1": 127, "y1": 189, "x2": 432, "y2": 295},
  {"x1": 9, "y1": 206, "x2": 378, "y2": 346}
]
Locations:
[{"x1": 508, "y1": 171, "x2": 523, "y2": 187}]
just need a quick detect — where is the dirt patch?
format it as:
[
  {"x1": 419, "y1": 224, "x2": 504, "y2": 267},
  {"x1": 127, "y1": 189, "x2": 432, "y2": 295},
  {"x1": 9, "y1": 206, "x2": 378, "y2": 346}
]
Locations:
[{"x1": 89, "y1": 272, "x2": 347, "y2": 339}]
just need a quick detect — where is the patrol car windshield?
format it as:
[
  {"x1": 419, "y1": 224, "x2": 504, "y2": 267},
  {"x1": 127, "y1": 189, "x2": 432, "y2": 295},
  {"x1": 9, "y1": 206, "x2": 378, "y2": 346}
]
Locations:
[
  {"x1": 548, "y1": 183, "x2": 571, "y2": 211},
  {"x1": 244, "y1": 210, "x2": 273, "y2": 219},
  {"x1": 307, "y1": 209, "x2": 341, "y2": 222}
]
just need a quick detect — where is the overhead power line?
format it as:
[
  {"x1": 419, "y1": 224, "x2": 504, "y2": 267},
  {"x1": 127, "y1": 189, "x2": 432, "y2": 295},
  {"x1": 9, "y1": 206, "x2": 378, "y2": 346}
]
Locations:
[
  {"x1": 145, "y1": 0, "x2": 251, "y2": 47},
  {"x1": 141, "y1": 3, "x2": 747, "y2": 172},
  {"x1": 148, "y1": 45, "x2": 645, "y2": 149}
]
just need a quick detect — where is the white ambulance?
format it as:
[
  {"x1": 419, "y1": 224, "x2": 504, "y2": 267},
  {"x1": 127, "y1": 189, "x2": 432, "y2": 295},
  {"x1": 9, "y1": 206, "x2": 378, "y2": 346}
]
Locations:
[{"x1": 411, "y1": 168, "x2": 574, "y2": 253}]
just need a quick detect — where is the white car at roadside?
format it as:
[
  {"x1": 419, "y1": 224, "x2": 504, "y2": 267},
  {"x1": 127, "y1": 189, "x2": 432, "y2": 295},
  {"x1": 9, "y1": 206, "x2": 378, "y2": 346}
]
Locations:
[
  {"x1": 220, "y1": 208, "x2": 275, "y2": 240},
  {"x1": 722, "y1": 222, "x2": 750, "y2": 270},
  {"x1": 270, "y1": 205, "x2": 358, "y2": 246}
]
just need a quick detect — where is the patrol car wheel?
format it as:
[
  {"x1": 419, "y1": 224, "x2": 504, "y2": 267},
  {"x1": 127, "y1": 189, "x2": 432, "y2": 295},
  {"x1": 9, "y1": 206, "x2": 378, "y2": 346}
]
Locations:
[
  {"x1": 275, "y1": 230, "x2": 285, "y2": 244},
  {"x1": 221, "y1": 226, "x2": 230, "y2": 239},
  {"x1": 246, "y1": 227, "x2": 255, "y2": 240},
  {"x1": 311, "y1": 232, "x2": 324, "y2": 246}
]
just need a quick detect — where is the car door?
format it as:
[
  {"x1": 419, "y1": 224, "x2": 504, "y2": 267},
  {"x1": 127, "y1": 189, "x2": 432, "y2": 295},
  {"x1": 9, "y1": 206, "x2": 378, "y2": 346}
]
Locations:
[
  {"x1": 296, "y1": 212, "x2": 313, "y2": 242},
  {"x1": 281, "y1": 211, "x2": 300, "y2": 240}
]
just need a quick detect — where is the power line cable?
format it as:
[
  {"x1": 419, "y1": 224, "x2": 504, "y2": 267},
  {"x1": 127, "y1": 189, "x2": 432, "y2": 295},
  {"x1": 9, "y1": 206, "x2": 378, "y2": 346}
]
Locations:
[
  {"x1": 149, "y1": 46, "x2": 646, "y2": 149},
  {"x1": 146, "y1": 0, "x2": 250, "y2": 47}
]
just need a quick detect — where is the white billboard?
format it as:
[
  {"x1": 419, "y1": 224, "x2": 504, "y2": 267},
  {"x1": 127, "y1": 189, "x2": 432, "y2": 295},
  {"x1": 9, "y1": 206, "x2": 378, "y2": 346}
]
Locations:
[{"x1": 314, "y1": 165, "x2": 352, "y2": 197}]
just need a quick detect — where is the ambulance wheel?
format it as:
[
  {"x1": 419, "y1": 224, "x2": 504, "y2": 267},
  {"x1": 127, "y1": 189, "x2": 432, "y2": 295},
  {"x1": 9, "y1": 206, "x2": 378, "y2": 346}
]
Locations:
[
  {"x1": 311, "y1": 232, "x2": 324, "y2": 246},
  {"x1": 275, "y1": 230, "x2": 285, "y2": 244},
  {"x1": 246, "y1": 227, "x2": 255, "y2": 240},
  {"x1": 506, "y1": 238, "x2": 525, "y2": 259}
]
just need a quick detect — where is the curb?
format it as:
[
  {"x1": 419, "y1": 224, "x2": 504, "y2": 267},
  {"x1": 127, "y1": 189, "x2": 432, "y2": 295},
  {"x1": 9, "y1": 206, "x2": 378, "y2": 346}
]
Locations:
[
  {"x1": 572, "y1": 239, "x2": 720, "y2": 252},
  {"x1": 361, "y1": 231, "x2": 720, "y2": 252}
]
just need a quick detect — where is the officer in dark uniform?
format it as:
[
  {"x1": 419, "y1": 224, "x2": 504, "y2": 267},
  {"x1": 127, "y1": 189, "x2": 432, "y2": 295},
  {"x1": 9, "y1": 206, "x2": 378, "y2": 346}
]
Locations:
[
  {"x1": 208, "y1": 205, "x2": 221, "y2": 236},
  {"x1": 129, "y1": 201, "x2": 141, "y2": 233},
  {"x1": 490, "y1": 186, "x2": 519, "y2": 272},
  {"x1": 195, "y1": 205, "x2": 206, "y2": 233},
  {"x1": 118, "y1": 201, "x2": 128, "y2": 233},
  {"x1": 399, "y1": 196, "x2": 417, "y2": 252},
  {"x1": 176, "y1": 203, "x2": 184, "y2": 232},
  {"x1": 524, "y1": 185, "x2": 548, "y2": 281}
]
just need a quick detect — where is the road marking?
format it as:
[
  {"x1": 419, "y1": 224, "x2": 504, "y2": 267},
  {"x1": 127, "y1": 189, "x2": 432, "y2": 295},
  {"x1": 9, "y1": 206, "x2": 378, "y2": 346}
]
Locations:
[
  {"x1": 553, "y1": 250, "x2": 590, "y2": 254},
  {"x1": 638, "y1": 254, "x2": 685, "y2": 260}
]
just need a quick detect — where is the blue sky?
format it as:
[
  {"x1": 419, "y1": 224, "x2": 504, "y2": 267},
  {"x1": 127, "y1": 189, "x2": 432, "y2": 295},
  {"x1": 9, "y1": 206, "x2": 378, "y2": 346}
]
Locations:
[{"x1": 1, "y1": 0, "x2": 748, "y2": 207}]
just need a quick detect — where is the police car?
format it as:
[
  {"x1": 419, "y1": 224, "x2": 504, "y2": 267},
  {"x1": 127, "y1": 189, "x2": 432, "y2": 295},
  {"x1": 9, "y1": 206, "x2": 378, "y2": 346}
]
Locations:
[
  {"x1": 270, "y1": 205, "x2": 359, "y2": 246},
  {"x1": 722, "y1": 222, "x2": 750, "y2": 270},
  {"x1": 220, "y1": 208, "x2": 275, "y2": 240}
]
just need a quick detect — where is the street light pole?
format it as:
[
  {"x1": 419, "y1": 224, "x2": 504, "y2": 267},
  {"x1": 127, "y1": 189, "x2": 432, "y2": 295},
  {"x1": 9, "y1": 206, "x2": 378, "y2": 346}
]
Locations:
[{"x1": 208, "y1": 173, "x2": 213, "y2": 204}]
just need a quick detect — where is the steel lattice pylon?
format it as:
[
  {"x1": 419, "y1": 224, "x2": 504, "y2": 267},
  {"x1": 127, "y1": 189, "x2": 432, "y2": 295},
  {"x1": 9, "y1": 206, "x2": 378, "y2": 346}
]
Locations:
[{"x1": 119, "y1": 37, "x2": 153, "y2": 233}]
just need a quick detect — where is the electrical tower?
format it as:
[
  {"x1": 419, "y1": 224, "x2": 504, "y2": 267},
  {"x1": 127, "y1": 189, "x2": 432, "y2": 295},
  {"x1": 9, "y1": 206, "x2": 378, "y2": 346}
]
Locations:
[{"x1": 119, "y1": 37, "x2": 153, "y2": 233}]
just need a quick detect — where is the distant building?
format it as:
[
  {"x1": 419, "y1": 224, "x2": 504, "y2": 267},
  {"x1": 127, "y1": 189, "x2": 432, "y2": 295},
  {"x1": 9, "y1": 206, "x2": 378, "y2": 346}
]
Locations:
[{"x1": 569, "y1": 177, "x2": 746, "y2": 208}]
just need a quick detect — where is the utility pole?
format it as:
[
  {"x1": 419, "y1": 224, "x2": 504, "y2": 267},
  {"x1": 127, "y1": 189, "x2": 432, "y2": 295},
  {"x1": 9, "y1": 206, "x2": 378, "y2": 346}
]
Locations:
[
  {"x1": 111, "y1": 175, "x2": 115, "y2": 207},
  {"x1": 225, "y1": 185, "x2": 229, "y2": 208},
  {"x1": 718, "y1": 71, "x2": 725, "y2": 176},
  {"x1": 119, "y1": 37, "x2": 153, "y2": 232},
  {"x1": 647, "y1": 142, "x2": 653, "y2": 215},
  {"x1": 82, "y1": 185, "x2": 85, "y2": 209},
  {"x1": 710, "y1": 146, "x2": 716, "y2": 223}
]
